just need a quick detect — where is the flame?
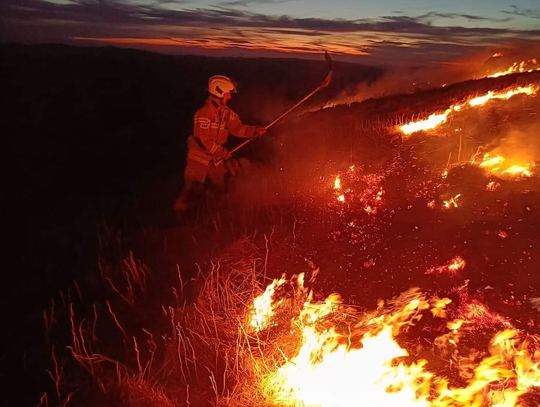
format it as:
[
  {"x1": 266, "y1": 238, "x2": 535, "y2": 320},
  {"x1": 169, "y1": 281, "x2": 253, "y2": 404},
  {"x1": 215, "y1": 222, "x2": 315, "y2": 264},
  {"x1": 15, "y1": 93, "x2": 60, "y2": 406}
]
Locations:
[
  {"x1": 252, "y1": 280, "x2": 540, "y2": 407},
  {"x1": 478, "y1": 154, "x2": 535, "y2": 178},
  {"x1": 443, "y1": 194, "x2": 461, "y2": 209},
  {"x1": 333, "y1": 176, "x2": 347, "y2": 202},
  {"x1": 468, "y1": 87, "x2": 536, "y2": 107},
  {"x1": 480, "y1": 154, "x2": 505, "y2": 169},
  {"x1": 501, "y1": 165, "x2": 533, "y2": 177},
  {"x1": 399, "y1": 86, "x2": 537, "y2": 136},
  {"x1": 400, "y1": 111, "x2": 452, "y2": 135},
  {"x1": 250, "y1": 275, "x2": 287, "y2": 331},
  {"x1": 426, "y1": 256, "x2": 466, "y2": 276},
  {"x1": 334, "y1": 176, "x2": 341, "y2": 190},
  {"x1": 448, "y1": 256, "x2": 466, "y2": 272},
  {"x1": 486, "y1": 181, "x2": 501, "y2": 191},
  {"x1": 488, "y1": 59, "x2": 540, "y2": 78},
  {"x1": 329, "y1": 171, "x2": 386, "y2": 212}
]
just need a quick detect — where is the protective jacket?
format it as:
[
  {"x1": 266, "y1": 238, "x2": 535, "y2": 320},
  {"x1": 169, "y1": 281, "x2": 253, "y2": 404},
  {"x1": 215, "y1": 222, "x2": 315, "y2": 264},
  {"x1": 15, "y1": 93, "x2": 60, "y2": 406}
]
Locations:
[{"x1": 187, "y1": 96, "x2": 256, "y2": 166}]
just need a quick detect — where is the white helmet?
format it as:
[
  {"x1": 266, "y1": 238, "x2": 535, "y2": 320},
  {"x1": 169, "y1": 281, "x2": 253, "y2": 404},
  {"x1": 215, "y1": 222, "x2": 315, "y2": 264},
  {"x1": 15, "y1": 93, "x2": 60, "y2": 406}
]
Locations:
[{"x1": 208, "y1": 75, "x2": 237, "y2": 98}]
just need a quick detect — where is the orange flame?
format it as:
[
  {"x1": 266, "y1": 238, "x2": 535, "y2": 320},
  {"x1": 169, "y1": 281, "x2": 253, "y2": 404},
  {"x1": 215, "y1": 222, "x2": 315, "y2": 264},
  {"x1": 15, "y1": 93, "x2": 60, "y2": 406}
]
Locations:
[
  {"x1": 426, "y1": 256, "x2": 466, "y2": 276},
  {"x1": 443, "y1": 194, "x2": 461, "y2": 209},
  {"x1": 448, "y1": 256, "x2": 466, "y2": 272},
  {"x1": 479, "y1": 153, "x2": 505, "y2": 169},
  {"x1": 334, "y1": 176, "x2": 341, "y2": 190},
  {"x1": 400, "y1": 111, "x2": 452, "y2": 135},
  {"x1": 486, "y1": 181, "x2": 501, "y2": 191},
  {"x1": 250, "y1": 275, "x2": 287, "y2": 331},
  {"x1": 501, "y1": 165, "x2": 533, "y2": 178},
  {"x1": 468, "y1": 86, "x2": 536, "y2": 106},
  {"x1": 252, "y1": 281, "x2": 539, "y2": 407},
  {"x1": 488, "y1": 59, "x2": 540, "y2": 78},
  {"x1": 399, "y1": 86, "x2": 537, "y2": 136},
  {"x1": 478, "y1": 154, "x2": 535, "y2": 178}
]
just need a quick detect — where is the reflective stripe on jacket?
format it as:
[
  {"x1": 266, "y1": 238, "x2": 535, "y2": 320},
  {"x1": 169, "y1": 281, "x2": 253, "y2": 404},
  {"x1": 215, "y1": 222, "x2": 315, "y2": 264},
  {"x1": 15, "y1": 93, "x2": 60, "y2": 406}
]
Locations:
[{"x1": 187, "y1": 96, "x2": 255, "y2": 165}]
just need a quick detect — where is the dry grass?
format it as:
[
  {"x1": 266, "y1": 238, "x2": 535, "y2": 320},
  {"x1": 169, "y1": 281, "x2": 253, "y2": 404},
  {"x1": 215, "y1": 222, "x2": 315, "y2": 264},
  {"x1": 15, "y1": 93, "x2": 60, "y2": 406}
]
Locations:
[
  {"x1": 165, "y1": 237, "x2": 283, "y2": 407},
  {"x1": 54, "y1": 237, "x2": 291, "y2": 406}
]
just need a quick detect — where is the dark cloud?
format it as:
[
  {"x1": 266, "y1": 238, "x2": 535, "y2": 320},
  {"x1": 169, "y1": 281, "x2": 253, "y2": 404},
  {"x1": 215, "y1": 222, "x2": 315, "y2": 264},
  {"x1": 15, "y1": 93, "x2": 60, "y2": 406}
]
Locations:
[
  {"x1": 502, "y1": 5, "x2": 540, "y2": 19},
  {"x1": 220, "y1": 0, "x2": 294, "y2": 7},
  {"x1": 417, "y1": 11, "x2": 512, "y2": 23},
  {"x1": 1, "y1": 0, "x2": 536, "y2": 38},
  {"x1": 259, "y1": 28, "x2": 332, "y2": 37},
  {"x1": 2, "y1": 0, "x2": 540, "y2": 64}
]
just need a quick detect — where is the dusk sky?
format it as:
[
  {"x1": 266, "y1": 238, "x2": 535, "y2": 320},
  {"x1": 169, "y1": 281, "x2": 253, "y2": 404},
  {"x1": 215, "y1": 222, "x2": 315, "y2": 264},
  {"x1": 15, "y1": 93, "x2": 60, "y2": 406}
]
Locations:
[{"x1": 2, "y1": 0, "x2": 540, "y2": 65}]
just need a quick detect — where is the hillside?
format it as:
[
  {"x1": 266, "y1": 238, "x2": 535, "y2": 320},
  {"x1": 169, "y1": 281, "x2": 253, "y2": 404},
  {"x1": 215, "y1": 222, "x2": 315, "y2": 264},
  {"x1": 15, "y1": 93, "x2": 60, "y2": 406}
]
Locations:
[{"x1": 3, "y1": 44, "x2": 540, "y2": 406}]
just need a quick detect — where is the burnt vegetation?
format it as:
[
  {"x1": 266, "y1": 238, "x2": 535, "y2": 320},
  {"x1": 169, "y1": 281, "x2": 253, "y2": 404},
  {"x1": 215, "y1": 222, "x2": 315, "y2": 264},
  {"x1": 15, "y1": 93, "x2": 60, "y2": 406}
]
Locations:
[{"x1": 3, "y1": 44, "x2": 540, "y2": 406}]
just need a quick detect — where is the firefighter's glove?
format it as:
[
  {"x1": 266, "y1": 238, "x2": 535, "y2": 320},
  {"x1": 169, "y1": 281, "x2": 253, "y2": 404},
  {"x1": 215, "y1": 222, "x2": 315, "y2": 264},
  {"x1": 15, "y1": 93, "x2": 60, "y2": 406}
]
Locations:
[
  {"x1": 215, "y1": 147, "x2": 232, "y2": 160},
  {"x1": 255, "y1": 127, "x2": 267, "y2": 137}
]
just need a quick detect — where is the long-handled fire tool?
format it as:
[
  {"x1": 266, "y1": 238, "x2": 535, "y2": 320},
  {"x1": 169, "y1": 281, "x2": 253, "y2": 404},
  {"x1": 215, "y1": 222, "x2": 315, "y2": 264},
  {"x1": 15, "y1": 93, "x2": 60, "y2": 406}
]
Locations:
[{"x1": 216, "y1": 52, "x2": 333, "y2": 166}]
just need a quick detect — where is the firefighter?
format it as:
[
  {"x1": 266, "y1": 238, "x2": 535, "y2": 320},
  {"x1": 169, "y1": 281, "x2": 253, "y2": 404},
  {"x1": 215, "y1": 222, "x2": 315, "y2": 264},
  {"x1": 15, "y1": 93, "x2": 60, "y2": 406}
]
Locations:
[{"x1": 174, "y1": 75, "x2": 266, "y2": 212}]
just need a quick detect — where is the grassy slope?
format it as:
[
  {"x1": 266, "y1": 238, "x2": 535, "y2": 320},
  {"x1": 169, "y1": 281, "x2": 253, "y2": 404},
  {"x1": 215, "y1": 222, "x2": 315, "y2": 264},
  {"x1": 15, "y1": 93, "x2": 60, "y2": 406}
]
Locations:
[
  {"x1": 4, "y1": 44, "x2": 540, "y2": 405},
  {"x1": 1, "y1": 44, "x2": 380, "y2": 405}
]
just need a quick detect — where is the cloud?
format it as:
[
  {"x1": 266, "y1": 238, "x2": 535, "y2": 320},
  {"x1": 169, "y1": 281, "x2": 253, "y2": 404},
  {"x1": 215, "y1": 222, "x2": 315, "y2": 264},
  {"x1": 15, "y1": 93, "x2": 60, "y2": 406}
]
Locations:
[
  {"x1": 2, "y1": 0, "x2": 540, "y2": 64},
  {"x1": 417, "y1": 11, "x2": 512, "y2": 23},
  {"x1": 220, "y1": 0, "x2": 294, "y2": 7},
  {"x1": 502, "y1": 5, "x2": 540, "y2": 19}
]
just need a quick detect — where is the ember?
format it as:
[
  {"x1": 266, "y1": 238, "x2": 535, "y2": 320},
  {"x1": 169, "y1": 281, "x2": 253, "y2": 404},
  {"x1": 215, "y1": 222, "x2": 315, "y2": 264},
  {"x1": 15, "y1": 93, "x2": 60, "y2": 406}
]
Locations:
[
  {"x1": 443, "y1": 194, "x2": 461, "y2": 209},
  {"x1": 426, "y1": 256, "x2": 466, "y2": 276},
  {"x1": 334, "y1": 176, "x2": 341, "y2": 190},
  {"x1": 486, "y1": 181, "x2": 501, "y2": 191},
  {"x1": 328, "y1": 169, "x2": 386, "y2": 212}
]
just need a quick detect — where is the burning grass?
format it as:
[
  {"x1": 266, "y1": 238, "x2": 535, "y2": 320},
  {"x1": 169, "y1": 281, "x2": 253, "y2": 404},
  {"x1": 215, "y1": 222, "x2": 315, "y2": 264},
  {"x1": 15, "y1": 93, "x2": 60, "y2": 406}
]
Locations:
[
  {"x1": 41, "y1": 63, "x2": 540, "y2": 407},
  {"x1": 53, "y1": 235, "x2": 540, "y2": 407},
  {"x1": 399, "y1": 85, "x2": 537, "y2": 136}
]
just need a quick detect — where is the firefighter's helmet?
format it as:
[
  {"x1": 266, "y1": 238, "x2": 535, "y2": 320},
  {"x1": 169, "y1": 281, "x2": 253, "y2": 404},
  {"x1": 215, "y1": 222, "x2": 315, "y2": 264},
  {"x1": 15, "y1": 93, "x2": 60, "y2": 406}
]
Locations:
[{"x1": 208, "y1": 75, "x2": 237, "y2": 98}]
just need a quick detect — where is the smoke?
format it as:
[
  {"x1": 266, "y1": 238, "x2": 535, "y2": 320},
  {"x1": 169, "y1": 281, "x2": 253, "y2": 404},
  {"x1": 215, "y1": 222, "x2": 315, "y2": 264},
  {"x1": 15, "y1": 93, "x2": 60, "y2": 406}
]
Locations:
[
  {"x1": 480, "y1": 40, "x2": 540, "y2": 77},
  {"x1": 317, "y1": 41, "x2": 540, "y2": 110},
  {"x1": 484, "y1": 123, "x2": 540, "y2": 165},
  {"x1": 404, "y1": 86, "x2": 540, "y2": 178}
]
